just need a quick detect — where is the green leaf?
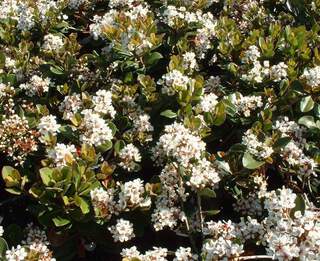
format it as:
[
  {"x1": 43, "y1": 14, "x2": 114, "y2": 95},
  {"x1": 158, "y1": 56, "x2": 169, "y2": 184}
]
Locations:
[
  {"x1": 160, "y1": 110, "x2": 177, "y2": 119},
  {"x1": 229, "y1": 144, "x2": 246, "y2": 153},
  {"x1": 144, "y1": 52, "x2": 163, "y2": 66},
  {"x1": 114, "y1": 140, "x2": 125, "y2": 154},
  {"x1": 224, "y1": 99, "x2": 237, "y2": 116},
  {"x1": 59, "y1": 125, "x2": 77, "y2": 140},
  {"x1": 203, "y1": 111, "x2": 214, "y2": 124},
  {"x1": 123, "y1": 72, "x2": 133, "y2": 84},
  {"x1": 39, "y1": 167, "x2": 53, "y2": 186},
  {"x1": 242, "y1": 152, "x2": 265, "y2": 169},
  {"x1": 97, "y1": 140, "x2": 113, "y2": 153},
  {"x1": 81, "y1": 144, "x2": 96, "y2": 162},
  {"x1": 314, "y1": 104, "x2": 320, "y2": 118},
  {"x1": 4, "y1": 74, "x2": 16, "y2": 85},
  {"x1": 0, "y1": 52, "x2": 5, "y2": 69},
  {"x1": 0, "y1": 237, "x2": 8, "y2": 258},
  {"x1": 290, "y1": 194, "x2": 306, "y2": 218},
  {"x1": 50, "y1": 65, "x2": 64, "y2": 75},
  {"x1": 212, "y1": 102, "x2": 226, "y2": 126},
  {"x1": 52, "y1": 216, "x2": 71, "y2": 227},
  {"x1": 300, "y1": 96, "x2": 314, "y2": 112},
  {"x1": 108, "y1": 122, "x2": 118, "y2": 136},
  {"x1": 259, "y1": 37, "x2": 267, "y2": 51},
  {"x1": 5, "y1": 188, "x2": 21, "y2": 195},
  {"x1": 199, "y1": 188, "x2": 216, "y2": 198},
  {"x1": 74, "y1": 196, "x2": 90, "y2": 214},
  {"x1": 279, "y1": 79, "x2": 290, "y2": 96},
  {"x1": 204, "y1": 209, "x2": 220, "y2": 216},
  {"x1": 4, "y1": 224, "x2": 24, "y2": 246},
  {"x1": 2, "y1": 166, "x2": 21, "y2": 188},
  {"x1": 185, "y1": 116, "x2": 201, "y2": 130},
  {"x1": 298, "y1": 116, "x2": 316, "y2": 128},
  {"x1": 273, "y1": 137, "x2": 291, "y2": 149}
]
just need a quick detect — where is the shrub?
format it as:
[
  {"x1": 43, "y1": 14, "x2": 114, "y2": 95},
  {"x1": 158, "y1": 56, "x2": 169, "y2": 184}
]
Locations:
[{"x1": 0, "y1": 0, "x2": 320, "y2": 260}]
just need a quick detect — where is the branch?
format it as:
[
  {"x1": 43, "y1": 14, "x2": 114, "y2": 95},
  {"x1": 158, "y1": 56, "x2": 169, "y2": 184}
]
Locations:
[
  {"x1": 197, "y1": 193, "x2": 204, "y2": 237},
  {"x1": 177, "y1": 174, "x2": 198, "y2": 253},
  {"x1": 236, "y1": 255, "x2": 274, "y2": 260}
]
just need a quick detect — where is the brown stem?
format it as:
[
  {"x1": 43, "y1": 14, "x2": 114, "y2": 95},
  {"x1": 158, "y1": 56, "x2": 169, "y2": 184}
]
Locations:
[
  {"x1": 197, "y1": 193, "x2": 204, "y2": 238},
  {"x1": 236, "y1": 255, "x2": 274, "y2": 260}
]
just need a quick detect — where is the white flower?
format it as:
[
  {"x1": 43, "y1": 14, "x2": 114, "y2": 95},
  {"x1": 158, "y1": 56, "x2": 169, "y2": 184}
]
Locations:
[
  {"x1": 89, "y1": 11, "x2": 118, "y2": 40},
  {"x1": 267, "y1": 234, "x2": 300, "y2": 260},
  {"x1": 204, "y1": 76, "x2": 220, "y2": 93},
  {"x1": 90, "y1": 187, "x2": 117, "y2": 220},
  {"x1": 23, "y1": 223, "x2": 49, "y2": 246},
  {"x1": 301, "y1": 65, "x2": 320, "y2": 88},
  {"x1": 68, "y1": 0, "x2": 86, "y2": 9},
  {"x1": 152, "y1": 122, "x2": 206, "y2": 167},
  {"x1": 264, "y1": 187, "x2": 297, "y2": 212},
  {"x1": 0, "y1": 83, "x2": 14, "y2": 99},
  {"x1": 16, "y1": 3, "x2": 35, "y2": 31},
  {"x1": 158, "y1": 70, "x2": 191, "y2": 96},
  {"x1": 109, "y1": 219, "x2": 135, "y2": 242},
  {"x1": 233, "y1": 192, "x2": 263, "y2": 217},
  {"x1": 144, "y1": 247, "x2": 168, "y2": 261},
  {"x1": 242, "y1": 129, "x2": 273, "y2": 160},
  {"x1": 133, "y1": 113, "x2": 154, "y2": 133},
  {"x1": 202, "y1": 237, "x2": 244, "y2": 260},
  {"x1": 59, "y1": 93, "x2": 82, "y2": 120},
  {"x1": 204, "y1": 220, "x2": 237, "y2": 239},
  {"x1": 17, "y1": 224, "x2": 56, "y2": 261},
  {"x1": 121, "y1": 246, "x2": 142, "y2": 260},
  {"x1": 198, "y1": 93, "x2": 218, "y2": 113},
  {"x1": 92, "y1": 90, "x2": 116, "y2": 118},
  {"x1": 242, "y1": 61, "x2": 270, "y2": 83},
  {"x1": 6, "y1": 245, "x2": 28, "y2": 261},
  {"x1": 108, "y1": 0, "x2": 136, "y2": 8},
  {"x1": 273, "y1": 116, "x2": 304, "y2": 140},
  {"x1": 182, "y1": 52, "x2": 198, "y2": 72},
  {"x1": 118, "y1": 178, "x2": 150, "y2": 210},
  {"x1": 188, "y1": 159, "x2": 220, "y2": 190},
  {"x1": 119, "y1": 144, "x2": 141, "y2": 172},
  {"x1": 121, "y1": 247, "x2": 169, "y2": 261},
  {"x1": 231, "y1": 93, "x2": 263, "y2": 117},
  {"x1": 174, "y1": 247, "x2": 198, "y2": 261},
  {"x1": 270, "y1": 62, "x2": 288, "y2": 81},
  {"x1": 242, "y1": 45, "x2": 261, "y2": 63},
  {"x1": 194, "y1": 12, "x2": 217, "y2": 58},
  {"x1": 19, "y1": 75, "x2": 51, "y2": 97},
  {"x1": 42, "y1": 34, "x2": 64, "y2": 52},
  {"x1": 38, "y1": 115, "x2": 61, "y2": 143},
  {"x1": 0, "y1": 114, "x2": 38, "y2": 164},
  {"x1": 0, "y1": 226, "x2": 3, "y2": 237},
  {"x1": 5, "y1": 57, "x2": 16, "y2": 70},
  {"x1": 80, "y1": 109, "x2": 113, "y2": 146},
  {"x1": 151, "y1": 206, "x2": 181, "y2": 231},
  {"x1": 161, "y1": 5, "x2": 187, "y2": 28},
  {"x1": 47, "y1": 143, "x2": 76, "y2": 167},
  {"x1": 37, "y1": 0, "x2": 59, "y2": 24}
]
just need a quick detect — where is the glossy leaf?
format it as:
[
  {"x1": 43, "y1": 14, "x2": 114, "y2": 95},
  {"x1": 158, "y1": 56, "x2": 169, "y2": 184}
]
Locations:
[{"x1": 242, "y1": 152, "x2": 265, "y2": 169}]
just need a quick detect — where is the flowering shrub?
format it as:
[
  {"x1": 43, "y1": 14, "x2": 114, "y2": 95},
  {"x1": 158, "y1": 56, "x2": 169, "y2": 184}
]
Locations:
[{"x1": 1, "y1": 0, "x2": 320, "y2": 260}]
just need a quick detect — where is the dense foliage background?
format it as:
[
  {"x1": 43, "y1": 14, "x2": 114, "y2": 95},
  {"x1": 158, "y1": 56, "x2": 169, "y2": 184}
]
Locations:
[{"x1": 1, "y1": 0, "x2": 320, "y2": 260}]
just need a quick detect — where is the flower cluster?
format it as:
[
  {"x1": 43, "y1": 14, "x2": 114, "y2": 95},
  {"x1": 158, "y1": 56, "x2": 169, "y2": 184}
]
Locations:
[
  {"x1": 301, "y1": 65, "x2": 320, "y2": 89},
  {"x1": 152, "y1": 122, "x2": 206, "y2": 167},
  {"x1": 242, "y1": 129, "x2": 274, "y2": 160},
  {"x1": 5, "y1": 224, "x2": 55, "y2": 261},
  {"x1": 108, "y1": 219, "x2": 135, "y2": 243},
  {"x1": 0, "y1": 114, "x2": 38, "y2": 164},
  {"x1": 230, "y1": 93, "x2": 263, "y2": 117}
]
